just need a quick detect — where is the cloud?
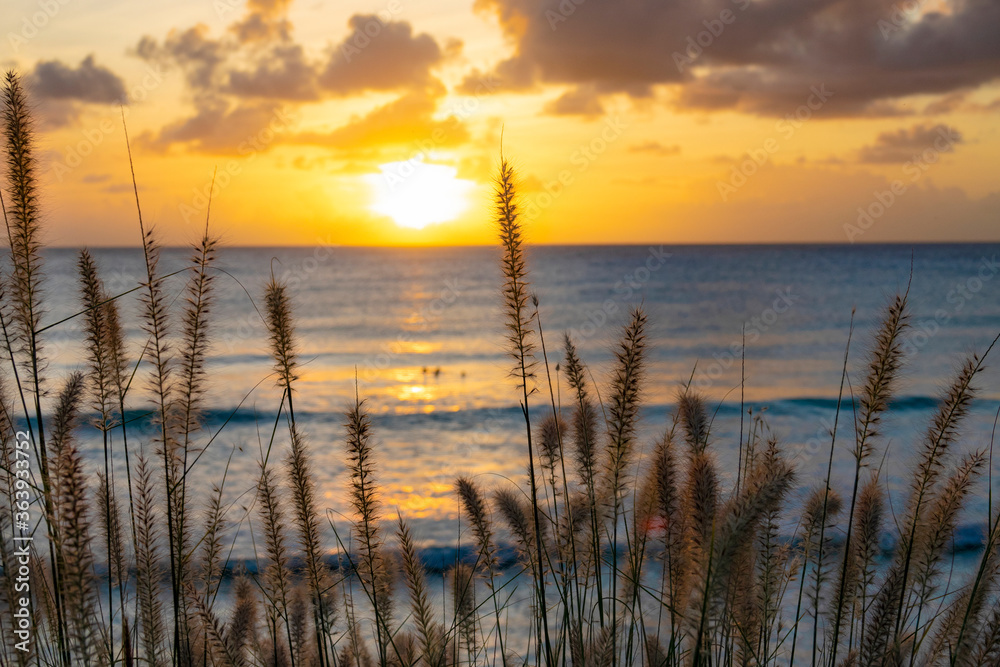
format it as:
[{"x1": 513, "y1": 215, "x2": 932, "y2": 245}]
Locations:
[
  {"x1": 33, "y1": 99, "x2": 81, "y2": 129},
  {"x1": 134, "y1": 2, "x2": 456, "y2": 152},
  {"x1": 246, "y1": 0, "x2": 294, "y2": 18},
  {"x1": 472, "y1": 0, "x2": 1000, "y2": 116},
  {"x1": 629, "y1": 141, "x2": 681, "y2": 156},
  {"x1": 139, "y1": 24, "x2": 318, "y2": 101},
  {"x1": 923, "y1": 91, "x2": 968, "y2": 115},
  {"x1": 319, "y1": 16, "x2": 445, "y2": 95},
  {"x1": 544, "y1": 86, "x2": 604, "y2": 116},
  {"x1": 858, "y1": 124, "x2": 963, "y2": 164},
  {"x1": 290, "y1": 86, "x2": 468, "y2": 154},
  {"x1": 135, "y1": 26, "x2": 227, "y2": 92},
  {"x1": 225, "y1": 43, "x2": 318, "y2": 100},
  {"x1": 458, "y1": 59, "x2": 533, "y2": 94},
  {"x1": 102, "y1": 183, "x2": 143, "y2": 194},
  {"x1": 139, "y1": 99, "x2": 295, "y2": 154},
  {"x1": 224, "y1": 15, "x2": 449, "y2": 99},
  {"x1": 921, "y1": 90, "x2": 1000, "y2": 115},
  {"x1": 28, "y1": 55, "x2": 126, "y2": 103},
  {"x1": 230, "y1": 0, "x2": 294, "y2": 42}
]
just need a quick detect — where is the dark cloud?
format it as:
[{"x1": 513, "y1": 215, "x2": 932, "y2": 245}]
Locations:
[
  {"x1": 225, "y1": 43, "x2": 318, "y2": 100},
  {"x1": 921, "y1": 91, "x2": 1000, "y2": 115},
  {"x1": 857, "y1": 124, "x2": 963, "y2": 164},
  {"x1": 134, "y1": 25, "x2": 249, "y2": 151},
  {"x1": 544, "y1": 86, "x2": 604, "y2": 116},
  {"x1": 138, "y1": 24, "x2": 319, "y2": 102},
  {"x1": 629, "y1": 141, "x2": 681, "y2": 156},
  {"x1": 458, "y1": 59, "x2": 533, "y2": 94},
  {"x1": 103, "y1": 183, "x2": 143, "y2": 194},
  {"x1": 135, "y1": 26, "x2": 227, "y2": 92},
  {"x1": 134, "y1": 3, "x2": 454, "y2": 152},
  {"x1": 231, "y1": 0, "x2": 294, "y2": 42},
  {"x1": 139, "y1": 99, "x2": 294, "y2": 154},
  {"x1": 472, "y1": 0, "x2": 1000, "y2": 116},
  {"x1": 923, "y1": 91, "x2": 968, "y2": 115},
  {"x1": 28, "y1": 55, "x2": 126, "y2": 103},
  {"x1": 320, "y1": 16, "x2": 444, "y2": 95},
  {"x1": 223, "y1": 15, "x2": 447, "y2": 100}
]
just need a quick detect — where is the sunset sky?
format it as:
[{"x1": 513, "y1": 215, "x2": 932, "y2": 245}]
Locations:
[{"x1": 3, "y1": 0, "x2": 999, "y2": 246}]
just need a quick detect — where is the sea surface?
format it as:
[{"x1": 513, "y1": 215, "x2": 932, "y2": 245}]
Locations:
[{"x1": 33, "y1": 243, "x2": 1000, "y2": 562}]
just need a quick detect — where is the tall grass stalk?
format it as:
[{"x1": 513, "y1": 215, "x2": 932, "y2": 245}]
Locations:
[
  {"x1": 891, "y1": 337, "x2": 998, "y2": 647},
  {"x1": 174, "y1": 205, "x2": 219, "y2": 654},
  {"x1": 535, "y1": 297, "x2": 583, "y2": 659},
  {"x1": 264, "y1": 276, "x2": 334, "y2": 666},
  {"x1": 345, "y1": 394, "x2": 393, "y2": 666},
  {"x1": 563, "y1": 334, "x2": 605, "y2": 637},
  {"x1": 77, "y1": 249, "x2": 122, "y2": 664},
  {"x1": 829, "y1": 297, "x2": 906, "y2": 667},
  {"x1": 604, "y1": 307, "x2": 646, "y2": 664},
  {"x1": 494, "y1": 153, "x2": 552, "y2": 664},
  {"x1": 457, "y1": 476, "x2": 508, "y2": 665},
  {"x1": 121, "y1": 112, "x2": 190, "y2": 665},
  {"x1": 2, "y1": 70, "x2": 71, "y2": 665}
]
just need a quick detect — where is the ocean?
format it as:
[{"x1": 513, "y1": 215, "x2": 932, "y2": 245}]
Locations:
[{"x1": 38, "y1": 243, "x2": 1000, "y2": 561}]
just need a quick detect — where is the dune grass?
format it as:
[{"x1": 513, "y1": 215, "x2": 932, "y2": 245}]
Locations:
[{"x1": 1, "y1": 70, "x2": 1000, "y2": 666}]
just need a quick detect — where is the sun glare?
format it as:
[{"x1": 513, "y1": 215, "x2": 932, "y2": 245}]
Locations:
[{"x1": 366, "y1": 159, "x2": 475, "y2": 230}]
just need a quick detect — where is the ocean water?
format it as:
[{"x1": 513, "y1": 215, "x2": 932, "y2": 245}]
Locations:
[{"x1": 35, "y1": 243, "x2": 1000, "y2": 561}]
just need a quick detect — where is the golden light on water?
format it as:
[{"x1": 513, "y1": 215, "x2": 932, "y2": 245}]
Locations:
[{"x1": 365, "y1": 159, "x2": 476, "y2": 230}]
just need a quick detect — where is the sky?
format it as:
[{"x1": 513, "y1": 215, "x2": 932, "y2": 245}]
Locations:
[{"x1": 2, "y1": 0, "x2": 999, "y2": 246}]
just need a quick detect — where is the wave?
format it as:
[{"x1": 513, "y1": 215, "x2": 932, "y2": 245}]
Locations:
[
  {"x1": 86, "y1": 394, "x2": 996, "y2": 432},
  {"x1": 740, "y1": 395, "x2": 947, "y2": 414},
  {"x1": 83, "y1": 521, "x2": 992, "y2": 580}
]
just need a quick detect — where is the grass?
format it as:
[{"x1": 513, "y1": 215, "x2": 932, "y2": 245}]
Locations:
[{"x1": 1, "y1": 69, "x2": 1000, "y2": 666}]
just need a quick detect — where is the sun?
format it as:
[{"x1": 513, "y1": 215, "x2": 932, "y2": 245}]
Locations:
[{"x1": 365, "y1": 159, "x2": 476, "y2": 230}]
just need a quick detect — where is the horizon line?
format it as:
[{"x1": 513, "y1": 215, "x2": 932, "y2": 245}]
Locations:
[{"x1": 34, "y1": 239, "x2": 1000, "y2": 250}]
